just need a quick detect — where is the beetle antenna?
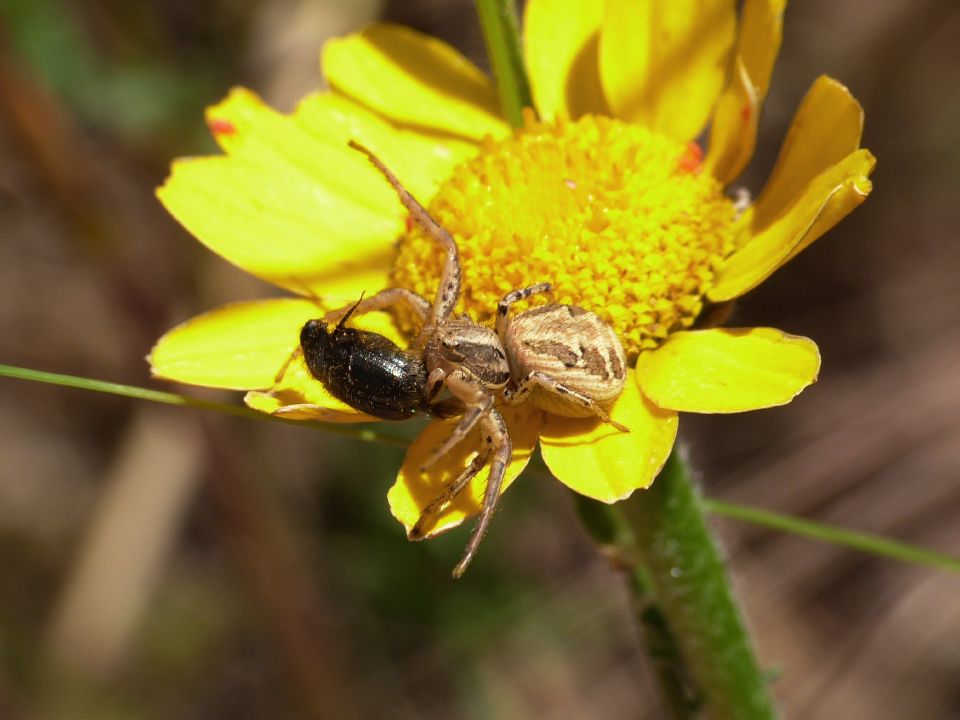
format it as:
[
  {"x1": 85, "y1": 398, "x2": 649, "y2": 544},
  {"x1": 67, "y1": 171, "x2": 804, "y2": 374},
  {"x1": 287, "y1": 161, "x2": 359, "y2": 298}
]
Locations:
[{"x1": 335, "y1": 292, "x2": 365, "y2": 333}]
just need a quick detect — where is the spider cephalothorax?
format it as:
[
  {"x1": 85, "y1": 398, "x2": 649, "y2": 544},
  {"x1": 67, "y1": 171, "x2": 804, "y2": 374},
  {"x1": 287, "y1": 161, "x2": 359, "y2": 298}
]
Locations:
[{"x1": 296, "y1": 142, "x2": 628, "y2": 577}]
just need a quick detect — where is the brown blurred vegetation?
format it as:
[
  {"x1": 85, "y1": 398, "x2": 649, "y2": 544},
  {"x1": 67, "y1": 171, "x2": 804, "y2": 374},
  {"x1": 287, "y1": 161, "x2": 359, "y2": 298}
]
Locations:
[{"x1": 0, "y1": 1, "x2": 958, "y2": 718}]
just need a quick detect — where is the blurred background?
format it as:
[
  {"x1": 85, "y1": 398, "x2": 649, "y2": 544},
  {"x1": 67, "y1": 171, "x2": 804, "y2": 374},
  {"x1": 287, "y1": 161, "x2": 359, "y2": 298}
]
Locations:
[{"x1": 1, "y1": 0, "x2": 959, "y2": 718}]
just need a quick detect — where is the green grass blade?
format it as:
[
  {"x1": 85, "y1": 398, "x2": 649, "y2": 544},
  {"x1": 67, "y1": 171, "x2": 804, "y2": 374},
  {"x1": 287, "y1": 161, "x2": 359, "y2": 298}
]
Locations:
[
  {"x1": 0, "y1": 363, "x2": 409, "y2": 448},
  {"x1": 705, "y1": 498, "x2": 960, "y2": 574}
]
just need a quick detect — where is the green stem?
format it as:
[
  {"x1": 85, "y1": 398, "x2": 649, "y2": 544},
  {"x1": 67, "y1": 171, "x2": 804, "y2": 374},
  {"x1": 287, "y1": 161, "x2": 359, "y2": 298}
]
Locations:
[
  {"x1": 474, "y1": 0, "x2": 533, "y2": 128},
  {"x1": 0, "y1": 363, "x2": 409, "y2": 448},
  {"x1": 628, "y1": 568, "x2": 700, "y2": 720},
  {"x1": 705, "y1": 499, "x2": 960, "y2": 574},
  {"x1": 618, "y1": 449, "x2": 779, "y2": 720},
  {"x1": 573, "y1": 495, "x2": 697, "y2": 719}
]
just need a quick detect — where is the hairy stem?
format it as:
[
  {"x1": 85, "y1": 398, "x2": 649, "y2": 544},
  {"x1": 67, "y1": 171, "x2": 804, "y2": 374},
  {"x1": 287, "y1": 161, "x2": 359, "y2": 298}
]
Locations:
[
  {"x1": 617, "y1": 449, "x2": 779, "y2": 720},
  {"x1": 573, "y1": 494, "x2": 697, "y2": 719}
]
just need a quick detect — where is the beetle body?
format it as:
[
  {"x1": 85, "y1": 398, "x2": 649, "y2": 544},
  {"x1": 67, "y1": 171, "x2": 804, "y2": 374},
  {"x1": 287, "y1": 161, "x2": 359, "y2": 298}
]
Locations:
[{"x1": 300, "y1": 318, "x2": 428, "y2": 420}]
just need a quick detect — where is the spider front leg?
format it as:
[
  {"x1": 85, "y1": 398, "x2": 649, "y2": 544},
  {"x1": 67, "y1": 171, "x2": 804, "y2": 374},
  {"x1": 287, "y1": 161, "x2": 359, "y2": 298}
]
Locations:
[
  {"x1": 409, "y1": 442, "x2": 491, "y2": 540},
  {"x1": 349, "y1": 141, "x2": 462, "y2": 326},
  {"x1": 452, "y1": 408, "x2": 512, "y2": 578},
  {"x1": 323, "y1": 287, "x2": 431, "y2": 326},
  {"x1": 420, "y1": 370, "x2": 494, "y2": 473},
  {"x1": 507, "y1": 371, "x2": 630, "y2": 433}
]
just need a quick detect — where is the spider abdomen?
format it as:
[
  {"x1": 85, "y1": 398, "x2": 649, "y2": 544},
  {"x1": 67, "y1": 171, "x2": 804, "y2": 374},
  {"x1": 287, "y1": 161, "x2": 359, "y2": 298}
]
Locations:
[{"x1": 505, "y1": 304, "x2": 627, "y2": 416}]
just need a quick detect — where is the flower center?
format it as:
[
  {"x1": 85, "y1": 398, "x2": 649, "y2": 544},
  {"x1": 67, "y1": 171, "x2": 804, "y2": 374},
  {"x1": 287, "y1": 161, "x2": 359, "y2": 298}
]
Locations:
[{"x1": 391, "y1": 115, "x2": 737, "y2": 358}]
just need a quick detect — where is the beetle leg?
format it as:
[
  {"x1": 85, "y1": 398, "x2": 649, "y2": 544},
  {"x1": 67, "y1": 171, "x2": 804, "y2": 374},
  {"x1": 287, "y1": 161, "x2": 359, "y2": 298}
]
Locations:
[
  {"x1": 272, "y1": 346, "x2": 302, "y2": 387},
  {"x1": 452, "y1": 408, "x2": 512, "y2": 578},
  {"x1": 409, "y1": 443, "x2": 491, "y2": 540},
  {"x1": 508, "y1": 371, "x2": 630, "y2": 433}
]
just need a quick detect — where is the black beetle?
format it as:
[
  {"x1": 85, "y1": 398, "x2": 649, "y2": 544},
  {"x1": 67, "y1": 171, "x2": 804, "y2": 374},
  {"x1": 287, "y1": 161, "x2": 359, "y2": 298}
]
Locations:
[{"x1": 300, "y1": 299, "x2": 431, "y2": 420}]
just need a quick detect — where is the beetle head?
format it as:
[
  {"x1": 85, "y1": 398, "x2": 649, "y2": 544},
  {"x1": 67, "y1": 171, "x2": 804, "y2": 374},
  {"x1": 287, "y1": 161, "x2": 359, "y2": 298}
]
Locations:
[
  {"x1": 299, "y1": 296, "x2": 365, "y2": 369},
  {"x1": 300, "y1": 318, "x2": 333, "y2": 368}
]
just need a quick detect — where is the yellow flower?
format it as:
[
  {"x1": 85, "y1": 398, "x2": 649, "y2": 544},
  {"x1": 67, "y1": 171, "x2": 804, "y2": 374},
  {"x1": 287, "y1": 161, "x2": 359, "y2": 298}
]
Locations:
[{"x1": 150, "y1": 0, "x2": 874, "y2": 543}]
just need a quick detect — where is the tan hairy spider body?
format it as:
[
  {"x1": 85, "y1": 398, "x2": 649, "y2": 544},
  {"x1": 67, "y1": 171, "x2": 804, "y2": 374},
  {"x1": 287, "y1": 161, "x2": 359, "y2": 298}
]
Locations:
[
  {"x1": 427, "y1": 320, "x2": 511, "y2": 394},
  {"x1": 312, "y1": 142, "x2": 628, "y2": 577},
  {"x1": 500, "y1": 302, "x2": 627, "y2": 419}
]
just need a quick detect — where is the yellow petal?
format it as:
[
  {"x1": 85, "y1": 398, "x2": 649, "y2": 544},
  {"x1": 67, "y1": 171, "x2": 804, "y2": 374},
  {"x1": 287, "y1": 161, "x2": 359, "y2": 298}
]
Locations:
[
  {"x1": 523, "y1": 0, "x2": 608, "y2": 120},
  {"x1": 387, "y1": 403, "x2": 544, "y2": 538},
  {"x1": 206, "y1": 87, "x2": 389, "y2": 215},
  {"x1": 754, "y1": 76, "x2": 865, "y2": 229},
  {"x1": 177, "y1": 87, "x2": 475, "y2": 299},
  {"x1": 704, "y1": 57, "x2": 758, "y2": 184},
  {"x1": 637, "y1": 327, "x2": 820, "y2": 413},
  {"x1": 709, "y1": 148, "x2": 875, "y2": 301},
  {"x1": 539, "y1": 371, "x2": 678, "y2": 502},
  {"x1": 599, "y1": 0, "x2": 736, "y2": 141},
  {"x1": 293, "y1": 91, "x2": 478, "y2": 203},
  {"x1": 322, "y1": 24, "x2": 509, "y2": 142},
  {"x1": 696, "y1": 0, "x2": 785, "y2": 181},
  {"x1": 157, "y1": 154, "x2": 397, "y2": 298},
  {"x1": 150, "y1": 298, "x2": 323, "y2": 389},
  {"x1": 205, "y1": 87, "x2": 471, "y2": 221},
  {"x1": 738, "y1": 0, "x2": 786, "y2": 104}
]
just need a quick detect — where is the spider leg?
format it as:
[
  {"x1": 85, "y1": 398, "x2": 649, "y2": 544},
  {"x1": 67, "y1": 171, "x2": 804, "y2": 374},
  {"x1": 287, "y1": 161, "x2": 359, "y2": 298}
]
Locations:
[
  {"x1": 348, "y1": 140, "x2": 461, "y2": 326},
  {"x1": 409, "y1": 443, "x2": 491, "y2": 540},
  {"x1": 495, "y1": 282, "x2": 552, "y2": 339},
  {"x1": 420, "y1": 371, "x2": 493, "y2": 473},
  {"x1": 323, "y1": 287, "x2": 430, "y2": 325},
  {"x1": 508, "y1": 371, "x2": 630, "y2": 433},
  {"x1": 419, "y1": 398, "x2": 492, "y2": 472},
  {"x1": 452, "y1": 408, "x2": 512, "y2": 578}
]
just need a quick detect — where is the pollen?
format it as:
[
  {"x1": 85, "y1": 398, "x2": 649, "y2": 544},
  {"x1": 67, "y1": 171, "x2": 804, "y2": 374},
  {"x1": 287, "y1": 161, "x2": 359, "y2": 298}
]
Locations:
[{"x1": 391, "y1": 115, "x2": 737, "y2": 358}]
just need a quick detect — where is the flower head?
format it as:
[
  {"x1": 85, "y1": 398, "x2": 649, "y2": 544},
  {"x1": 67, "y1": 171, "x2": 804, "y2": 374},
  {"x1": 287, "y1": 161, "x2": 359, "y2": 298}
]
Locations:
[{"x1": 150, "y1": 0, "x2": 874, "y2": 550}]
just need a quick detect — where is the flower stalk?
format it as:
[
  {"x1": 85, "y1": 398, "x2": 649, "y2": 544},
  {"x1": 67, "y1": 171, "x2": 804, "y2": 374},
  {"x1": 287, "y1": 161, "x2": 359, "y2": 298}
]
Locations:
[
  {"x1": 574, "y1": 494, "x2": 698, "y2": 719},
  {"x1": 617, "y1": 449, "x2": 779, "y2": 720}
]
